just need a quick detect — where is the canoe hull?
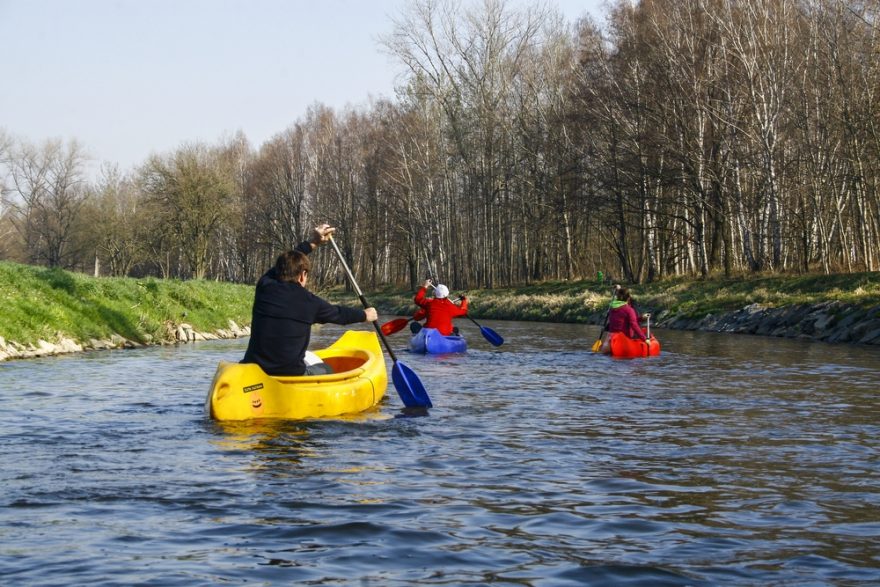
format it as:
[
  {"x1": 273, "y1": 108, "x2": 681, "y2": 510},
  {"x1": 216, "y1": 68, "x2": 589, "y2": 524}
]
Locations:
[
  {"x1": 609, "y1": 332, "x2": 661, "y2": 358},
  {"x1": 206, "y1": 330, "x2": 388, "y2": 421},
  {"x1": 409, "y1": 327, "x2": 467, "y2": 354}
]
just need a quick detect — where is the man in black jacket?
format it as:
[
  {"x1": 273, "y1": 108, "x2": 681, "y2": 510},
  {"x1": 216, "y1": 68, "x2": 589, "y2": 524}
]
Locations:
[{"x1": 242, "y1": 224, "x2": 378, "y2": 375}]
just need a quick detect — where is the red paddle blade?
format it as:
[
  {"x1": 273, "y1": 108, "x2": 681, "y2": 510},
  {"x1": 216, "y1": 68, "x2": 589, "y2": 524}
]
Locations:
[{"x1": 380, "y1": 318, "x2": 410, "y2": 336}]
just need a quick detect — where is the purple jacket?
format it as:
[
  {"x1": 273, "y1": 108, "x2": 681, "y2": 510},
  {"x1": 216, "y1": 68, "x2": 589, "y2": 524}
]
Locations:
[{"x1": 607, "y1": 302, "x2": 646, "y2": 340}]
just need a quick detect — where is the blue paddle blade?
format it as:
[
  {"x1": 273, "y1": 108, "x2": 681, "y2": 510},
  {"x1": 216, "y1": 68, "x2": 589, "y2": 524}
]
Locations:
[
  {"x1": 481, "y1": 326, "x2": 504, "y2": 347},
  {"x1": 391, "y1": 361, "x2": 432, "y2": 408}
]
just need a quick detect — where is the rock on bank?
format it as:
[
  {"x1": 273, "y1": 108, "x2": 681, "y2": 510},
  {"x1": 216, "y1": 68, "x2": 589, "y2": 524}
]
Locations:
[
  {"x1": 0, "y1": 320, "x2": 251, "y2": 362},
  {"x1": 653, "y1": 301, "x2": 880, "y2": 345}
]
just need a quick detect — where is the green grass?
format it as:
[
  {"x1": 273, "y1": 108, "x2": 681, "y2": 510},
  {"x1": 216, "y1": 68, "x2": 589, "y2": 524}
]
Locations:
[
  {"x1": 0, "y1": 261, "x2": 254, "y2": 345},
  {"x1": 639, "y1": 272, "x2": 880, "y2": 319},
  {"x1": 2, "y1": 260, "x2": 877, "y2": 349},
  {"x1": 343, "y1": 271, "x2": 880, "y2": 324}
]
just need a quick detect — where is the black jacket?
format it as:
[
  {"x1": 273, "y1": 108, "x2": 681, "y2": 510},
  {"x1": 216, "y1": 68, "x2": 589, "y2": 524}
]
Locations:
[{"x1": 242, "y1": 242, "x2": 366, "y2": 375}]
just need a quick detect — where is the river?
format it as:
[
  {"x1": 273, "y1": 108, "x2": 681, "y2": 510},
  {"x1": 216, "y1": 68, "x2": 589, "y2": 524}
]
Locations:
[{"x1": 1, "y1": 319, "x2": 878, "y2": 586}]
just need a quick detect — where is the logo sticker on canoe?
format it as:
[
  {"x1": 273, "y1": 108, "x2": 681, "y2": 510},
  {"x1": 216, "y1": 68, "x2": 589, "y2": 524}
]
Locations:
[{"x1": 243, "y1": 383, "x2": 264, "y2": 393}]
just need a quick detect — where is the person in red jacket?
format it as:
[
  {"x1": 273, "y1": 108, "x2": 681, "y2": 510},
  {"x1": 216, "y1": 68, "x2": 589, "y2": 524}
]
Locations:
[
  {"x1": 414, "y1": 280, "x2": 468, "y2": 336},
  {"x1": 599, "y1": 286, "x2": 647, "y2": 354}
]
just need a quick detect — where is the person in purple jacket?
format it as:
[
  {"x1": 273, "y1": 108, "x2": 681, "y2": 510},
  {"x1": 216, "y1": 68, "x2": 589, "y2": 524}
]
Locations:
[
  {"x1": 241, "y1": 224, "x2": 378, "y2": 375},
  {"x1": 599, "y1": 286, "x2": 647, "y2": 354}
]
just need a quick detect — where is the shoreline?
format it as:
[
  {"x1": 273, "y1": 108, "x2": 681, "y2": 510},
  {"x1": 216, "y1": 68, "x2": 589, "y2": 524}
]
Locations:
[
  {"x1": 2, "y1": 261, "x2": 879, "y2": 364},
  {"x1": 0, "y1": 320, "x2": 251, "y2": 362},
  {"x1": 2, "y1": 298, "x2": 878, "y2": 364},
  {"x1": 650, "y1": 300, "x2": 880, "y2": 345},
  {"x1": 378, "y1": 297, "x2": 880, "y2": 347}
]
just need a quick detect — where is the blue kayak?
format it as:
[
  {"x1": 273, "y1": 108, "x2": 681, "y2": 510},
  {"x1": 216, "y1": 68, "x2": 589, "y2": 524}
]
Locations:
[{"x1": 409, "y1": 327, "x2": 468, "y2": 354}]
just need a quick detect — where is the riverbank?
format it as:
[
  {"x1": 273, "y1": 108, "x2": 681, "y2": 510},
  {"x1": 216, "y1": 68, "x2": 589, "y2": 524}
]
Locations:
[
  {"x1": 1, "y1": 261, "x2": 878, "y2": 361},
  {"x1": 362, "y1": 271, "x2": 880, "y2": 346},
  {"x1": 0, "y1": 261, "x2": 254, "y2": 361}
]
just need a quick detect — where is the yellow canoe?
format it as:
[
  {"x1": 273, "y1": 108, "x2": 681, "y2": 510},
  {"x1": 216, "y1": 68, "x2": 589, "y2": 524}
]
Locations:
[{"x1": 205, "y1": 330, "x2": 388, "y2": 421}]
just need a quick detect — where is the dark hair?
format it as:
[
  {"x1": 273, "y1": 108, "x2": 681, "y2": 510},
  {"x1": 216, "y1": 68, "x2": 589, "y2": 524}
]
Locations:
[
  {"x1": 615, "y1": 287, "x2": 631, "y2": 302},
  {"x1": 275, "y1": 250, "x2": 310, "y2": 283}
]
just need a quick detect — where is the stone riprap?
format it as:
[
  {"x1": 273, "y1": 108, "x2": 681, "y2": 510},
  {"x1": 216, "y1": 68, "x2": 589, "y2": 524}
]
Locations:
[
  {"x1": 651, "y1": 301, "x2": 880, "y2": 345},
  {"x1": 0, "y1": 320, "x2": 251, "y2": 362}
]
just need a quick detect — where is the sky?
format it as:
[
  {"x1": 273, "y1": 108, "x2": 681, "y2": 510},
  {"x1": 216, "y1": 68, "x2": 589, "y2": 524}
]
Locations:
[{"x1": 0, "y1": 0, "x2": 605, "y2": 176}]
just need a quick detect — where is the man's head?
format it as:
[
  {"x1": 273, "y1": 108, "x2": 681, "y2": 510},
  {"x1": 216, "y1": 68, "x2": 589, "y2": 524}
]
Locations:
[
  {"x1": 434, "y1": 284, "x2": 449, "y2": 299},
  {"x1": 275, "y1": 250, "x2": 311, "y2": 284}
]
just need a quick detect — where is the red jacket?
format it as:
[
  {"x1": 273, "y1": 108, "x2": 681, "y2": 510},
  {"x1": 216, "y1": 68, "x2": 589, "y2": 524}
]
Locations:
[
  {"x1": 607, "y1": 302, "x2": 646, "y2": 341},
  {"x1": 414, "y1": 287, "x2": 468, "y2": 335}
]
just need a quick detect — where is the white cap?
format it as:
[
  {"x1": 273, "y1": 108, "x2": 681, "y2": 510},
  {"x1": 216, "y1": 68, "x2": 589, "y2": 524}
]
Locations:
[{"x1": 434, "y1": 284, "x2": 449, "y2": 299}]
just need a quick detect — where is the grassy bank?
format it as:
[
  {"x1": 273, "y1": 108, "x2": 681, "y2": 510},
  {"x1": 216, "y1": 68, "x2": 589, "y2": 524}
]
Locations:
[
  {"x1": 1, "y1": 260, "x2": 878, "y2": 349},
  {"x1": 357, "y1": 271, "x2": 880, "y2": 324},
  {"x1": 0, "y1": 261, "x2": 253, "y2": 346}
]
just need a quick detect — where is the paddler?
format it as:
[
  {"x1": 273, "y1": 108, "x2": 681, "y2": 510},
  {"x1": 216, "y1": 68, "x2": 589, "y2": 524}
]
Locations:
[
  {"x1": 241, "y1": 224, "x2": 378, "y2": 375},
  {"x1": 413, "y1": 279, "x2": 468, "y2": 336},
  {"x1": 599, "y1": 286, "x2": 648, "y2": 354}
]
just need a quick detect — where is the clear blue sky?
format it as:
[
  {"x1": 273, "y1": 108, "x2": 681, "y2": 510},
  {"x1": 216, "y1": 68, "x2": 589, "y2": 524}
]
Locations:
[{"x1": 0, "y1": 0, "x2": 604, "y2": 175}]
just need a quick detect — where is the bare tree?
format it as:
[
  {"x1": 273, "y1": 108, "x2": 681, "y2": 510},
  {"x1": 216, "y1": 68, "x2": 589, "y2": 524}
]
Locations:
[
  {"x1": 139, "y1": 143, "x2": 234, "y2": 279},
  {"x1": 0, "y1": 129, "x2": 18, "y2": 259},
  {"x1": 84, "y1": 165, "x2": 146, "y2": 276},
  {"x1": 247, "y1": 125, "x2": 310, "y2": 259},
  {"x1": 709, "y1": 0, "x2": 802, "y2": 271},
  {"x1": 211, "y1": 131, "x2": 254, "y2": 282},
  {"x1": 4, "y1": 138, "x2": 91, "y2": 268}
]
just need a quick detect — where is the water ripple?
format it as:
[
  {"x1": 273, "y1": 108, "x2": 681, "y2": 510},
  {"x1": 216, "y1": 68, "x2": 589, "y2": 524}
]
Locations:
[{"x1": 1, "y1": 324, "x2": 879, "y2": 585}]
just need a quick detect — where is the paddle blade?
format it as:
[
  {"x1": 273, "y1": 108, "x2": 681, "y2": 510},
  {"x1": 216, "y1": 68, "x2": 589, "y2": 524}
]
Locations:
[
  {"x1": 381, "y1": 318, "x2": 410, "y2": 336},
  {"x1": 591, "y1": 339, "x2": 601, "y2": 352},
  {"x1": 480, "y1": 326, "x2": 504, "y2": 347},
  {"x1": 391, "y1": 360, "x2": 432, "y2": 408}
]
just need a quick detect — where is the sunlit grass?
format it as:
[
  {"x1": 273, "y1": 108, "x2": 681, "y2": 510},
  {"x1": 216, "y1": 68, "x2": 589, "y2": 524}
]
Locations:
[
  {"x1": 354, "y1": 271, "x2": 880, "y2": 323},
  {"x1": 0, "y1": 261, "x2": 254, "y2": 345},
  {"x1": 2, "y1": 260, "x2": 877, "y2": 348}
]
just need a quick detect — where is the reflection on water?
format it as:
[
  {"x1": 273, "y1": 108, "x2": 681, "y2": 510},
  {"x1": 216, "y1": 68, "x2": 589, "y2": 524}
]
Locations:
[{"x1": 0, "y1": 321, "x2": 878, "y2": 586}]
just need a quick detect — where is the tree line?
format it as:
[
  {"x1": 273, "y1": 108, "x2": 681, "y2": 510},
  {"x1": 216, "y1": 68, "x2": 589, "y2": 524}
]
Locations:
[{"x1": 2, "y1": 0, "x2": 878, "y2": 290}]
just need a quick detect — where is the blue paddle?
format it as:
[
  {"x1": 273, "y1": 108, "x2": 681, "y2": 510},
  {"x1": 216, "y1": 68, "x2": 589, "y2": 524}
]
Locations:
[
  {"x1": 464, "y1": 314, "x2": 503, "y2": 347},
  {"x1": 328, "y1": 236, "x2": 432, "y2": 408}
]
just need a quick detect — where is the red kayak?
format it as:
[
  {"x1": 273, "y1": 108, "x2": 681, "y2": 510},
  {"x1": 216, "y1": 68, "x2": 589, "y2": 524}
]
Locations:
[{"x1": 609, "y1": 332, "x2": 661, "y2": 358}]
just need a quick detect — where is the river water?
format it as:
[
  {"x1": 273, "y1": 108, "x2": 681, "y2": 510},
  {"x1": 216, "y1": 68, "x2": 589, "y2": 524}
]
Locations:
[{"x1": 1, "y1": 320, "x2": 878, "y2": 586}]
